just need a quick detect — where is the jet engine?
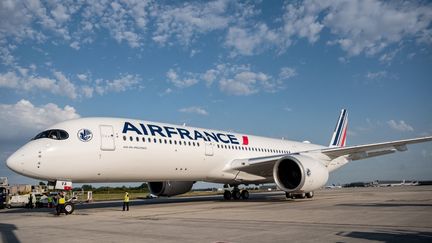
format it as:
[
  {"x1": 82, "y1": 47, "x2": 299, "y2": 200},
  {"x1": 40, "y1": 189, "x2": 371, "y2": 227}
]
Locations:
[
  {"x1": 273, "y1": 155, "x2": 328, "y2": 193},
  {"x1": 148, "y1": 181, "x2": 194, "y2": 197}
]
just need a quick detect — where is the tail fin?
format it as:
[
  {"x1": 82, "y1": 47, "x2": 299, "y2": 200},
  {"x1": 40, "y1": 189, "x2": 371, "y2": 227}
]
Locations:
[{"x1": 329, "y1": 109, "x2": 348, "y2": 147}]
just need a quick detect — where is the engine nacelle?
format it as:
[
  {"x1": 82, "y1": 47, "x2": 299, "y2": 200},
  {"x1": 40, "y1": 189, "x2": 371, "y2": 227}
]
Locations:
[
  {"x1": 273, "y1": 155, "x2": 329, "y2": 193},
  {"x1": 148, "y1": 181, "x2": 194, "y2": 197}
]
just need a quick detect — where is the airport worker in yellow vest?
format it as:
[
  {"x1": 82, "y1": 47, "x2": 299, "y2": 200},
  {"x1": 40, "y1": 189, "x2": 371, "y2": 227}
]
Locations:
[
  {"x1": 123, "y1": 192, "x2": 129, "y2": 211},
  {"x1": 57, "y1": 193, "x2": 66, "y2": 215}
]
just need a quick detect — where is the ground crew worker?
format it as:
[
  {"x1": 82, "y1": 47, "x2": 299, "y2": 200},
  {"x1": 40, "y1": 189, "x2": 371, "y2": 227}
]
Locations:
[
  {"x1": 28, "y1": 194, "x2": 33, "y2": 209},
  {"x1": 47, "y1": 194, "x2": 53, "y2": 208},
  {"x1": 57, "y1": 193, "x2": 66, "y2": 215},
  {"x1": 123, "y1": 192, "x2": 129, "y2": 211}
]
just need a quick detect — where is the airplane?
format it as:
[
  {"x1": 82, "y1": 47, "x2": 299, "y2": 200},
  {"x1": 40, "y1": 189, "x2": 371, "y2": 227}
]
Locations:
[{"x1": 5, "y1": 109, "x2": 432, "y2": 207}]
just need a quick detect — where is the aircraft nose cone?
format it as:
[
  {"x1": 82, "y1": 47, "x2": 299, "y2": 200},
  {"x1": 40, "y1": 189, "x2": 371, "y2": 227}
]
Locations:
[{"x1": 6, "y1": 151, "x2": 24, "y2": 174}]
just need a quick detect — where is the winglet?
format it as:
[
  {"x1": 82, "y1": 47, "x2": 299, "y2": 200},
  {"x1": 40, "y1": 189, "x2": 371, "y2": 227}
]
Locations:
[{"x1": 329, "y1": 109, "x2": 348, "y2": 147}]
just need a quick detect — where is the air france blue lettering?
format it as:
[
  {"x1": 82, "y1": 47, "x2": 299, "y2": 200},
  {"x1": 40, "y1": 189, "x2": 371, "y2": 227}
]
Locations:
[
  {"x1": 177, "y1": 128, "x2": 193, "y2": 140},
  {"x1": 121, "y1": 122, "x2": 246, "y2": 145},
  {"x1": 217, "y1": 133, "x2": 229, "y2": 143},
  {"x1": 164, "y1": 126, "x2": 178, "y2": 138},
  {"x1": 139, "y1": 123, "x2": 149, "y2": 135},
  {"x1": 227, "y1": 134, "x2": 239, "y2": 144},
  {"x1": 204, "y1": 132, "x2": 219, "y2": 142},
  {"x1": 123, "y1": 122, "x2": 142, "y2": 135},
  {"x1": 193, "y1": 130, "x2": 208, "y2": 141},
  {"x1": 148, "y1": 124, "x2": 166, "y2": 137}
]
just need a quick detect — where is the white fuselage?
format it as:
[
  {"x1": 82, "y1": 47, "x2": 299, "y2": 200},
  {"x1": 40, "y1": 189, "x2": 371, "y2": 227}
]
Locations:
[{"x1": 6, "y1": 117, "x2": 330, "y2": 184}]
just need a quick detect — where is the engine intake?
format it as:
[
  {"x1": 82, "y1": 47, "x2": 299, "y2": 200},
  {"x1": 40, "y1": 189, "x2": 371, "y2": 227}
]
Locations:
[
  {"x1": 148, "y1": 181, "x2": 194, "y2": 197},
  {"x1": 273, "y1": 155, "x2": 328, "y2": 193}
]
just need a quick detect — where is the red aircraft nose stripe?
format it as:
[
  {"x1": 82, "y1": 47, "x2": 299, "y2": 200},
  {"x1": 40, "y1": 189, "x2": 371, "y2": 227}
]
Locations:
[{"x1": 242, "y1": 136, "x2": 249, "y2": 145}]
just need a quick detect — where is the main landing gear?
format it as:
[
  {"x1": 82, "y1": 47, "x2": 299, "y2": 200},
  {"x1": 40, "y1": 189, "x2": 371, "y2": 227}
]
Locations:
[
  {"x1": 285, "y1": 191, "x2": 314, "y2": 199},
  {"x1": 223, "y1": 185, "x2": 249, "y2": 200}
]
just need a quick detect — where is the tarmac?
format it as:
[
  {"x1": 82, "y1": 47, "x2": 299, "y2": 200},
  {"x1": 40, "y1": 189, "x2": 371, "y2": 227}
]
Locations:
[{"x1": 1, "y1": 186, "x2": 432, "y2": 243}]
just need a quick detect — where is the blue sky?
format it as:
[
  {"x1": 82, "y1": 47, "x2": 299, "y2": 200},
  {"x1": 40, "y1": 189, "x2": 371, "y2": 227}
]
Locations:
[{"x1": 0, "y1": 0, "x2": 431, "y2": 187}]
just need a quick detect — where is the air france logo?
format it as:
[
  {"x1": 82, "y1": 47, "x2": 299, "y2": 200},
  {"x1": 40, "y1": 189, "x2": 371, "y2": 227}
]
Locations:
[
  {"x1": 78, "y1": 129, "x2": 93, "y2": 142},
  {"x1": 306, "y1": 168, "x2": 311, "y2": 177},
  {"x1": 122, "y1": 121, "x2": 248, "y2": 145}
]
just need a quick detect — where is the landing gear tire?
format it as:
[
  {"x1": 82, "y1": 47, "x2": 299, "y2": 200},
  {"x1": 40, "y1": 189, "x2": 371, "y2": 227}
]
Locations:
[
  {"x1": 285, "y1": 192, "x2": 293, "y2": 199},
  {"x1": 240, "y1": 190, "x2": 249, "y2": 200},
  {"x1": 296, "y1": 193, "x2": 306, "y2": 199},
  {"x1": 306, "y1": 192, "x2": 314, "y2": 198},
  {"x1": 223, "y1": 190, "x2": 232, "y2": 200},
  {"x1": 64, "y1": 203, "x2": 75, "y2": 215},
  {"x1": 232, "y1": 190, "x2": 241, "y2": 200}
]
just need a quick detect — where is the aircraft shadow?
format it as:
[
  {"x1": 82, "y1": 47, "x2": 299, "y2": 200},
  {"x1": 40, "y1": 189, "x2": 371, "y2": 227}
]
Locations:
[
  {"x1": 336, "y1": 203, "x2": 432, "y2": 208},
  {"x1": 0, "y1": 223, "x2": 20, "y2": 243},
  {"x1": 0, "y1": 192, "x2": 292, "y2": 213},
  {"x1": 336, "y1": 230, "x2": 432, "y2": 242}
]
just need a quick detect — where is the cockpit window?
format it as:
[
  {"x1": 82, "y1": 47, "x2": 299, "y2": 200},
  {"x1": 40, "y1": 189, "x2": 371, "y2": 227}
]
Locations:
[{"x1": 33, "y1": 129, "x2": 69, "y2": 140}]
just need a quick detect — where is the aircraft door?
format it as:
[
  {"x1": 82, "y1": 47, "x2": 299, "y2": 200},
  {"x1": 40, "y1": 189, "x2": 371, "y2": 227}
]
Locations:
[
  {"x1": 99, "y1": 125, "x2": 115, "y2": 151},
  {"x1": 205, "y1": 142, "x2": 214, "y2": 156}
]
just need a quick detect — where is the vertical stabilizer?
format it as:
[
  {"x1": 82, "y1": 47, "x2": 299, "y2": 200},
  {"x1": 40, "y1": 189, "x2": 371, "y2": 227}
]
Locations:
[{"x1": 329, "y1": 109, "x2": 348, "y2": 147}]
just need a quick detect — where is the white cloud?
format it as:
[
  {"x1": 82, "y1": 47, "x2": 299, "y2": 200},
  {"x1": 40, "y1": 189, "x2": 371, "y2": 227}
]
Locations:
[
  {"x1": 320, "y1": 0, "x2": 432, "y2": 56},
  {"x1": 219, "y1": 73, "x2": 259, "y2": 96},
  {"x1": 95, "y1": 74, "x2": 141, "y2": 95},
  {"x1": 70, "y1": 41, "x2": 80, "y2": 50},
  {"x1": 166, "y1": 63, "x2": 295, "y2": 95},
  {"x1": 77, "y1": 73, "x2": 88, "y2": 81},
  {"x1": 225, "y1": 24, "x2": 281, "y2": 56},
  {"x1": 387, "y1": 120, "x2": 414, "y2": 132},
  {"x1": 201, "y1": 69, "x2": 219, "y2": 86},
  {"x1": 215, "y1": 64, "x2": 293, "y2": 95},
  {"x1": 0, "y1": 67, "x2": 141, "y2": 99},
  {"x1": 0, "y1": 99, "x2": 80, "y2": 141},
  {"x1": 366, "y1": 71, "x2": 388, "y2": 80},
  {"x1": 179, "y1": 106, "x2": 209, "y2": 116},
  {"x1": 279, "y1": 67, "x2": 297, "y2": 80},
  {"x1": 166, "y1": 69, "x2": 198, "y2": 88},
  {"x1": 282, "y1": 2, "x2": 324, "y2": 43},
  {"x1": 152, "y1": 0, "x2": 231, "y2": 46},
  {"x1": 0, "y1": 69, "x2": 78, "y2": 99},
  {"x1": 224, "y1": 0, "x2": 432, "y2": 57}
]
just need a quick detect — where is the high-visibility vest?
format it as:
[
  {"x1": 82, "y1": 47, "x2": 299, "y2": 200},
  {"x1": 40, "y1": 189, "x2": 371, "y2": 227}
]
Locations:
[
  {"x1": 59, "y1": 197, "x2": 66, "y2": 204},
  {"x1": 124, "y1": 194, "x2": 129, "y2": 202}
]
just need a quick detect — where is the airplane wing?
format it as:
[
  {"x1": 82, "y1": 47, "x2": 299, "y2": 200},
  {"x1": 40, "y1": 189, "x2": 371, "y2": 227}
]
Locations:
[
  {"x1": 226, "y1": 136, "x2": 432, "y2": 177},
  {"x1": 321, "y1": 136, "x2": 432, "y2": 160}
]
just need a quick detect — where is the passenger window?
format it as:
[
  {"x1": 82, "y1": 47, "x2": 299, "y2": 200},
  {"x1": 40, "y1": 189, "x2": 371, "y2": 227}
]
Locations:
[
  {"x1": 142, "y1": 137, "x2": 145, "y2": 142},
  {"x1": 136, "y1": 137, "x2": 139, "y2": 142},
  {"x1": 129, "y1": 136, "x2": 133, "y2": 141},
  {"x1": 123, "y1": 136, "x2": 126, "y2": 141},
  {"x1": 154, "y1": 138, "x2": 157, "y2": 143}
]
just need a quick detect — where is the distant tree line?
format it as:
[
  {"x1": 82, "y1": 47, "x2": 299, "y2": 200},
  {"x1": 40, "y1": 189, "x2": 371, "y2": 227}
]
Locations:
[{"x1": 74, "y1": 183, "x2": 149, "y2": 193}]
